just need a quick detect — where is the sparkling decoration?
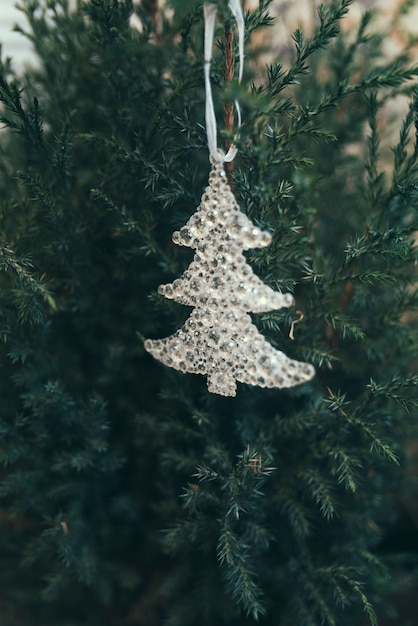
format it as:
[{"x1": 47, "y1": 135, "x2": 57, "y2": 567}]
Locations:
[{"x1": 144, "y1": 159, "x2": 315, "y2": 397}]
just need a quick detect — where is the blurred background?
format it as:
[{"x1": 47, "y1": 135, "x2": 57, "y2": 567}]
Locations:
[{"x1": 0, "y1": 2, "x2": 34, "y2": 71}]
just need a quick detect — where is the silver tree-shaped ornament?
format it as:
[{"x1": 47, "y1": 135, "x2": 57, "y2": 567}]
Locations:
[
  {"x1": 144, "y1": 159, "x2": 315, "y2": 397},
  {"x1": 145, "y1": 1, "x2": 314, "y2": 396}
]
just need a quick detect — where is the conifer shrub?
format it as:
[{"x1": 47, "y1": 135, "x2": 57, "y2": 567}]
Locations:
[{"x1": 0, "y1": 1, "x2": 417, "y2": 625}]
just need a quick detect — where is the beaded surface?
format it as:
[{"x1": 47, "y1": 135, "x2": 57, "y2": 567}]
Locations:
[{"x1": 144, "y1": 160, "x2": 315, "y2": 396}]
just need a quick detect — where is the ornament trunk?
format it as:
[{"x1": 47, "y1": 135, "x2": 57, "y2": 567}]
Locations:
[{"x1": 0, "y1": 1, "x2": 418, "y2": 625}]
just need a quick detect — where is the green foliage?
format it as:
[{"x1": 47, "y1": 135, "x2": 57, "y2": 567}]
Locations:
[{"x1": 0, "y1": 0, "x2": 417, "y2": 624}]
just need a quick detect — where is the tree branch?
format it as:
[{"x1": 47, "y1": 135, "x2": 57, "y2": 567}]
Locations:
[{"x1": 224, "y1": 25, "x2": 235, "y2": 187}]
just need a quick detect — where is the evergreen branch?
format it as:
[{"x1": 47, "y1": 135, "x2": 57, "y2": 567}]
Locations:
[
  {"x1": 353, "y1": 271, "x2": 397, "y2": 285},
  {"x1": 274, "y1": 486, "x2": 312, "y2": 538},
  {"x1": 284, "y1": 1, "x2": 353, "y2": 92},
  {"x1": 324, "y1": 392, "x2": 399, "y2": 463},
  {"x1": 90, "y1": 189, "x2": 139, "y2": 233},
  {"x1": 265, "y1": 62, "x2": 418, "y2": 155},
  {"x1": 392, "y1": 93, "x2": 417, "y2": 176},
  {"x1": 368, "y1": 374, "x2": 418, "y2": 412},
  {"x1": 303, "y1": 346, "x2": 339, "y2": 369},
  {"x1": 243, "y1": 0, "x2": 275, "y2": 36},
  {"x1": 333, "y1": 9, "x2": 376, "y2": 78},
  {"x1": 360, "y1": 62, "x2": 418, "y2": 89},
  {"x1": 268, "y1": 154, "x2": 314, "y2": 170},
  {"x1": 307, "y1": 566, "x2": 378, "y2": 626},
  {"x1": 90, "y1": 187, "x2": 164, "y2": 258},
  {"x1": 323, "y1": 388, "x2": 350, "y2": 414},
  {"x1": 349, "y1": 418, "x2": 399, "y2": 464},
  {"x1": 16, "y1": 171, "x2": 57, "y2": 220},
  {"x1": 217, "y1": 518, "x2": 266, "y2": 619},
  {"x1": 253, "y1": 1, "x2": 354, "y2": 126},
  {"x1": 193, "y1": 464, "x2": 221, "y2": 482},
  {"x1": 0, "y1": 75, "x2": 44, "y2": 151},
  {"x1": 181, "y1": 481, "x2": 221, "y2": 512},
  {"x1": 364, "y1": 91, "x2": 383, "y2": 212},
  {"x1": 41, "y1": 566, "x2": 70, "y2": 602},
  {"x1": 397, "y1": 287, "x2": 418, "y2": 312},
  {"x1": 304, "y1": 579, "x2": 338, "y2": 626},
  {"x1": 324, "y1": 311, "x2": 365, "y2": 340},
  {"x1": 0, "y1": 246, "x2": 56, "y2": 322},
  {"x1": 335, "y1": 572, "x2": 378, "y2": 626},
  {"x1": 163, "y1": 519, "x2": 201, "y2": 554},
  {"x1": 244, "y1": 520, "x2": 273, "y2": 551},
  {"x1": 388, "y1": 88, "x2": 418, "y2": 208},
  {"x1": 329, "y1": 449, "x2": 362, "y2": 493},
  {"x1": 51, "y1": 120, "x2": 73, "y2": 178},
  {"x1": 344, "y1": 229, "x2": 412, "y2": 261},
  {"x1": 357, "y1": 549, "x2": 390, "y2": 581},
  {"x1": 274, "y1": 407, "x2": 319, "y2": 435},
  {"x1": 239, "y1": 445, "x2": 276, "y2": 478},
  {"x1": 300, "y1": 468, "x2": 338, "y2": 520},
  {"x1": 297, "y1": 127, "x2": 338, "y2": 143}
]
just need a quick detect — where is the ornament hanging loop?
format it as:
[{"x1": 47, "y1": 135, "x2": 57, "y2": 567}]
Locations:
[{"x1": 204, "y1": 0, "x2": 244, "y2": 163}]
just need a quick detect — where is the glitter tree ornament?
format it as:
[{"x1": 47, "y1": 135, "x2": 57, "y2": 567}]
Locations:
[
  {"x1": 144, "y1": 0, "x2": 314, "y2": 396},
  {"x1": 144, "y1": 159, "x2": 315, "y2": 397}
]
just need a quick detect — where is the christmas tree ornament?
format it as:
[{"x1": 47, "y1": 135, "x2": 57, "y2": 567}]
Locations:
[{"x1": 144, "y1": 1, "x2": 315, "y2": 397}]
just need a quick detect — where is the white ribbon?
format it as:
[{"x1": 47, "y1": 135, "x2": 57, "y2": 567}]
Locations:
[{"x1": 204, "y1": 0, "x2": 244, "y2": 163}]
